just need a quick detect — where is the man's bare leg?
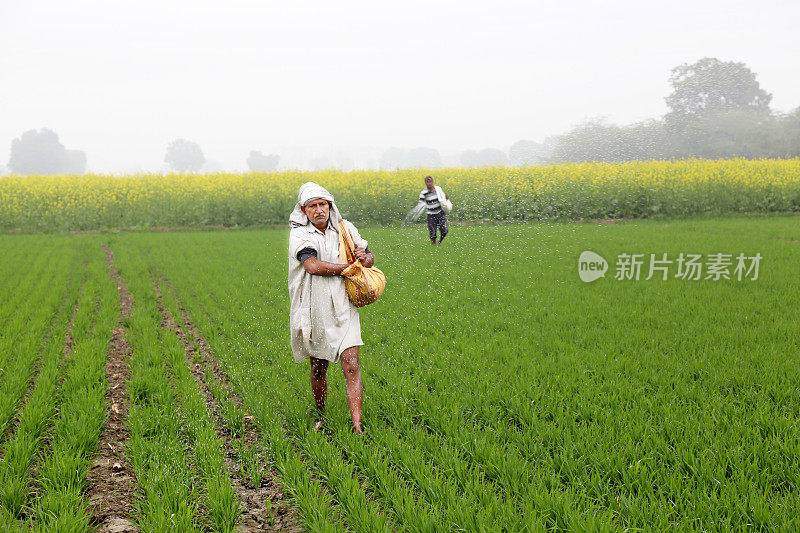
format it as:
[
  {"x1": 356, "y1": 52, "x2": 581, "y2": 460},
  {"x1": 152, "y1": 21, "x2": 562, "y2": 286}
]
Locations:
[
  {"x1": 309, "y1": 357, "x2": 329, "y2": 430},
  {"x1": 340, "y1": 346, "x2": 364, "y2": 434}
]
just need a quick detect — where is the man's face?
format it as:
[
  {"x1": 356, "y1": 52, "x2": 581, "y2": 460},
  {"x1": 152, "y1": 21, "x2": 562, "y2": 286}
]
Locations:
[
  {"x1": 304, "y1": 198, "x2": 330, "y2": 228},
  {"x1": 425, "y1": 177, "x2": 434, "y2": 189}
]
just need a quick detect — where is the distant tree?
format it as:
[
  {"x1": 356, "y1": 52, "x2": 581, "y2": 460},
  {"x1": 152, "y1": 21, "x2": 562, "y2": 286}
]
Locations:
[
  {"x1": 674, "y1": 108, "x2": 800, "y2": 160},
  {"x1": 551, "y1": 118, "x2": 669, "y2": 163},
  {"x1": 624, "y1": 120, "x2": 671, "y2": 160},
  {"x1": 406, "y1": 147, "x2": 442, "y2": 168},
  {"x1": 247, "y1": 150, "x2": 279, "y2": 171},
  {"x1": 547, "y1": 59, "x2": 786, "y2": 162},
  {"x1": 777, "y1": 108, "x2": 800, "y2": 158},
  {"x1": 8, "y1": 128, "x2": 87, "y2": 175},
  {"x1": 165, "y1": 139, "x2": 205, "y2": 172},
  {"x1": 661, "y1": 58, "x2": 786, "y2": 158},
  {"x1": 509, "y1": 140, "x2": 549, "y2": 166},
  {"x1": 551, "y1": 119, "x2": 612, "y2": 162},
  {"x1": 665, "y1": 58, "x2": 772, "y2": 132},
  {"x1": 681, "y1": 110, "x2": 782, "y2": 159}
]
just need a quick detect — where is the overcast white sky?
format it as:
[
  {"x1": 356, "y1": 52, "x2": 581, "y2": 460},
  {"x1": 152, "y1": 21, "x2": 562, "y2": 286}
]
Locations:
[{"x1": 1, "y1": 0, "x2": 798, "y2": 172}]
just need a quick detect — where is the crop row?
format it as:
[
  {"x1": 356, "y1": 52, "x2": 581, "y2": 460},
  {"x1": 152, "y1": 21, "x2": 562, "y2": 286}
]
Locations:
[
  {"x1": 24, "y1": 242, "x2": 119, "y2": 530},
  {"x1": 0, "y1": 237, "x2": 119, "y2": 530},
  {"x1": 0, "y1": 233, "x2": 309, "y2": 530},
  {"x1": 1, "y1": 159, "x2": 800, "y2": 231},
  {"x1": 106, "y1": 239, "x2": 242, "y2": 531}
]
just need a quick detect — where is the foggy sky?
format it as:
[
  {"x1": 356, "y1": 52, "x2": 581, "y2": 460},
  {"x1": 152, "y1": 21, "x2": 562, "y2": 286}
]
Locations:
[{"x1": 1, "y1": 0, "x2": 799, "y2": 173}]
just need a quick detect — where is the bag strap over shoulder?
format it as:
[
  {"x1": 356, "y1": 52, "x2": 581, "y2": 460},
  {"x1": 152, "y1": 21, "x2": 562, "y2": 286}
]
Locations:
[{"x1": 338, "y1": 220, "x2": 356, "y2": 264}]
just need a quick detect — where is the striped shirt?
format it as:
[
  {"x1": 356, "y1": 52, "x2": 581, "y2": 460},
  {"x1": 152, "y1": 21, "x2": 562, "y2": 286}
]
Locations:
[{"x1": 419, "y1": 188, "x2": 443, "y2": 215}]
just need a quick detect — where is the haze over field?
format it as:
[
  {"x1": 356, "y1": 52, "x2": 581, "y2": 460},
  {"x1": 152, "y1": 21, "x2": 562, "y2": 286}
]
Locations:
[{"x1": 1, "y1": 0, "x2": 799, "y2": 173}]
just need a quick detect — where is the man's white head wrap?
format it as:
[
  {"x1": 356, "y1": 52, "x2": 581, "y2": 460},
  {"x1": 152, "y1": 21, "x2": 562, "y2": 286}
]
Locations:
[{"x1": 289, "y1": 181, "x2": 342, "y2": 228}]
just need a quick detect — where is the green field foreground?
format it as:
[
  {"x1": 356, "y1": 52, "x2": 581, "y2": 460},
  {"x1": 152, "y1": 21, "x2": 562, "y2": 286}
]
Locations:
[{"x1": 0, "y1": 215, "x2": 798, "y2": 531}]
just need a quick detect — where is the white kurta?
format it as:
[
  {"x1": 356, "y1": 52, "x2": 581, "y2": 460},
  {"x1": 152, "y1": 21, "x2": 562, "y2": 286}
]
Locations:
[{"x1": 288, "y1": 220, "x2": 369, "y2": 363}]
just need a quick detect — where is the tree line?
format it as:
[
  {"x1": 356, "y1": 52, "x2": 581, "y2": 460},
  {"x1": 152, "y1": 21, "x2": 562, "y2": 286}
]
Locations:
[
  {"x1": 4, "y1": 57, "x2": 798, "y2": 175},
  {"x1": 551, "y1": 58, "x2": 800, "y2": 162}
]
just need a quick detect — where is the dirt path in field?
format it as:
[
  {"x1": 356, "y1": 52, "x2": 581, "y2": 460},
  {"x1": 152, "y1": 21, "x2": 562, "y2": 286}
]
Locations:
[
  {"x1": 86, "y1": 244, "x2": 139, "y2": 533},
  {"x1": 153, "y1": 277, "x2": 301, "y2": 533}
]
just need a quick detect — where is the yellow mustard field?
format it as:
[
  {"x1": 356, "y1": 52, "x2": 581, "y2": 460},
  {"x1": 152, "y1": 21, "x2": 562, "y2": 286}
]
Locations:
[{"x1": 0, "y1": 159, "x2": 798, "y2": 231}]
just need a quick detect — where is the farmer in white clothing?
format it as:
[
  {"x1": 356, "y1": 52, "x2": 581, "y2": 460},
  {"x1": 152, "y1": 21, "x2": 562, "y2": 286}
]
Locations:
[
  {"x1": 287, "y1": 182, "x2": 374, "y2": 434},
  {"x1": 416, "y1": 175, "x2": 450, "y2": 244}
]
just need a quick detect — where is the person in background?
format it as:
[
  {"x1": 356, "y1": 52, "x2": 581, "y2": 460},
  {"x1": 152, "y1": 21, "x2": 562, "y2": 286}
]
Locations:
[
  {"x1": 287, "y1": 182, "x2": 374, "y2": 434},
  {"x1": 416, "y1": 175, "x2": 450, "y2": 245}
]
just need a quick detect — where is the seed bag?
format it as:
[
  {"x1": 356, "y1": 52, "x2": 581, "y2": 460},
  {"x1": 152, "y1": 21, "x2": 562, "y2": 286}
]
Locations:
[{"x1": 338, "y1": 221, "x2": 386, "y2": 307}]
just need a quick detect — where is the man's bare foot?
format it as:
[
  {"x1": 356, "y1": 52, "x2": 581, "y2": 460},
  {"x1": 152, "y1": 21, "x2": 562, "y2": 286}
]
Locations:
[
  {"x1": 352, "y1": 424, "x2": 364, "y2": 434},
  {"x1": 313, "y1": 419, "x2": 325, "y2": 432}
]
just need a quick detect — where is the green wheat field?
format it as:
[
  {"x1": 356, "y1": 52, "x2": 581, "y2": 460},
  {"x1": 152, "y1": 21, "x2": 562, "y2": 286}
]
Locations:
[{"x1": 1, "y1": 215, "x2": 798, "y2": 531}]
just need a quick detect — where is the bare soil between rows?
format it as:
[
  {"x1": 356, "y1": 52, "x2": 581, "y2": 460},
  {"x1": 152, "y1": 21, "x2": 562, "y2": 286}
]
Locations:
[
  {"x1": 85, "y1": 244, "x2": 138, "y2": 533},
  {"x1": 154, "y1": 276, "x2": 301, "y2": 532}
]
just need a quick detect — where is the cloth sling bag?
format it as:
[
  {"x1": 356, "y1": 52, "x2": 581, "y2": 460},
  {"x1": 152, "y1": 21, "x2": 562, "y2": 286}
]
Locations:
[
  {"x1": 337, "y1": 221, "x2": 386, "y2": 307},
  {"x1": 435, "y1": 186, "x2": 453, "y2": 214}
]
